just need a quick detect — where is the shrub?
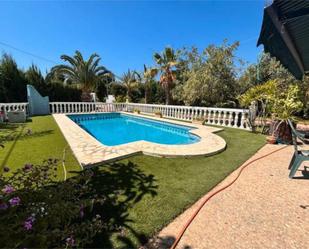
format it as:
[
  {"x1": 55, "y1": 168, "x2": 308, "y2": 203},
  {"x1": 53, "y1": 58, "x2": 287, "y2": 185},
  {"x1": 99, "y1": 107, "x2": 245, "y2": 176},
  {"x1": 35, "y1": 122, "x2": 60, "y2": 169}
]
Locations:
[
  {"x1": 133, "y1": 108, "x2": 140, "y2": 114},
  {"x1": 154, "y1": 109, "x2": 162, "y2": 116},
  {"x1": 0, "y1": 160, "x2": 106, "y2": 248}
]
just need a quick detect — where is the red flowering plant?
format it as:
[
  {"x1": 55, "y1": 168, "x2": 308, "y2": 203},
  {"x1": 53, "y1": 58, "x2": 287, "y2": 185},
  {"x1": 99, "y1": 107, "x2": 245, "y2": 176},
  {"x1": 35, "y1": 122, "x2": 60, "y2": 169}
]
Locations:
[{"x1": 0, "y1": 159, "x2": 105, "y2": 248}]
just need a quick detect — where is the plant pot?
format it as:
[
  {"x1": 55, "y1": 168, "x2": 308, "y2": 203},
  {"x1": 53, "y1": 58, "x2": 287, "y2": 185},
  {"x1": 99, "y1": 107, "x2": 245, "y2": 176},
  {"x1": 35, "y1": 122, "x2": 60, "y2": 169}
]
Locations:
[
  {"x1": 134, "y1": 111, "x2": 140, "y2": 114},
  {"x1": 269, "y1": 120, "x2": 293, "y2": 144},
  {"x1": 154, "y1": 113, "x2": 162, "y2": 118},
  {"x1": 266, "y1": 135, "x2": 277, "y2": 144}
]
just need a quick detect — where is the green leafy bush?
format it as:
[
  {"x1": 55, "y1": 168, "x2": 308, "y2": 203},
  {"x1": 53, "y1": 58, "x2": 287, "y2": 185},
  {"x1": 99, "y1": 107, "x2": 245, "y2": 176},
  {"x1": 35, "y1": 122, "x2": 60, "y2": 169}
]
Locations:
[
  {"x1": 133, "y1": 108, "x2": 141, "y2": 114},
  {"x1": 0, "y1": 160, "x2": 106, "y2": 248},
  {"x1": 239, "y1": 80, "x2": 303, "y2": 121}
]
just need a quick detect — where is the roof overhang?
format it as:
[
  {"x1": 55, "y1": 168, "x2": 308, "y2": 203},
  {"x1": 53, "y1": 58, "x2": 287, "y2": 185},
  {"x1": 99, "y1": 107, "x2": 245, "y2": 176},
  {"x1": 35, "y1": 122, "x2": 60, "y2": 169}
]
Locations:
[{"x1": 257, "y1": 0, "x2": 309, "y2": 80}]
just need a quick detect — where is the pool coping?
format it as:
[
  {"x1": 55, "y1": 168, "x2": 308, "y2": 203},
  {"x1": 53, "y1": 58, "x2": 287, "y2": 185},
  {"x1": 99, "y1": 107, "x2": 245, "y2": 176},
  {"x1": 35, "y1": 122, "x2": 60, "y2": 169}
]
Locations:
[{"x1": 53, "y1": 112, "x2": 227, "y2": 167}]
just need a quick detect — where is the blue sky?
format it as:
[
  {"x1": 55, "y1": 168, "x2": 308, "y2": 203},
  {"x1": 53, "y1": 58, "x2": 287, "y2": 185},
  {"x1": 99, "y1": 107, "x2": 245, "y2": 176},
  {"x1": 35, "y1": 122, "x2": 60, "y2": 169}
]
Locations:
[{"x1": 0, "y1": 0, "x2": 265, "y2": 76}]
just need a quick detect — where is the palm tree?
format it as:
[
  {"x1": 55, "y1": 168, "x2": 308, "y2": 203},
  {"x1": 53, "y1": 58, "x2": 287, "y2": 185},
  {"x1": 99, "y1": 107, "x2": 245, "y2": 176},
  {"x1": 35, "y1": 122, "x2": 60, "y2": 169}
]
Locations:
[
  {"x1": 154, "y1": 47, "x2": 178, "y2": 105},
  {"x1": 141, "y1": 65, "x2": 158, "y2": 103},
  {"x1": 49, "y1": 51, "x2": 113, "y2": 101},
  {"x1": 120, "y1": 69, "x2": 139, "y2": 102}
]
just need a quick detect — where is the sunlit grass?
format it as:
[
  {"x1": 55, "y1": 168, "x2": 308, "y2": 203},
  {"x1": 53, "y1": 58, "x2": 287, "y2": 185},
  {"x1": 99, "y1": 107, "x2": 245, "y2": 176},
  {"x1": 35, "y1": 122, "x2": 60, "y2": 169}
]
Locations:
[
  {"x1": 0, "y1": 116, "x2": 80, "y2": 180},
  {"x1": 0, "y1": 116, "x2": 265, "y2": 247}
]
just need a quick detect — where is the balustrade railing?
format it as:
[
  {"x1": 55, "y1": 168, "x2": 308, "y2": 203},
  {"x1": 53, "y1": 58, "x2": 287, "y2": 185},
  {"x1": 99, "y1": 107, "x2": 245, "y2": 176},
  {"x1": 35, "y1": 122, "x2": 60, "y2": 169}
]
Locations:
[
  {"x1": 49, "y1": 102, "x2": 127, "y2": 114},
  {"x1": 49, "y1": 102, "x2": 97, "y2": 114},
  {"x1": 125, "y1": 103, "x2": 251, "y2": 130},
  {"x1": 0, "y1": 101, "x2": 250, "y2": 130},
  {"x1": 0, "y1": 103, "x2": 28, "y2": 113}
]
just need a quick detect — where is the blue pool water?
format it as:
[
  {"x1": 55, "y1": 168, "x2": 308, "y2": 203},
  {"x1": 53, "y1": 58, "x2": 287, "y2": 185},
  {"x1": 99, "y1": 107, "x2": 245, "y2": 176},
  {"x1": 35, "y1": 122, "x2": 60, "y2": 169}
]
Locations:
[{"x1": 68, "y1": 113, "x2": 200, "y2": 146}]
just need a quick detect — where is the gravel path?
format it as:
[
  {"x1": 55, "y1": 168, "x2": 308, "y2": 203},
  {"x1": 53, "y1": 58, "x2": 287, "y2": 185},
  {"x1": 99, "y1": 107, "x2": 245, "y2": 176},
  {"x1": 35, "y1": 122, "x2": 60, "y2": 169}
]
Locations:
[{"x1": 152, "y1": 144, "x2": 308, "y2": 249}]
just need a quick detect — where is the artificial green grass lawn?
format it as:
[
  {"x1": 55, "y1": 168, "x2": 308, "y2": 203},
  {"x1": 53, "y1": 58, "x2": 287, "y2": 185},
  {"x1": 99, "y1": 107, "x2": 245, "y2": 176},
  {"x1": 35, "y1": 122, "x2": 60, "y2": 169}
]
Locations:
[
  {"x1": 0, "y1": 116, "x2": 265, "y2": 248},
  {"x1": 0, "y1": 116, "x2": 81, "y2": 180}
]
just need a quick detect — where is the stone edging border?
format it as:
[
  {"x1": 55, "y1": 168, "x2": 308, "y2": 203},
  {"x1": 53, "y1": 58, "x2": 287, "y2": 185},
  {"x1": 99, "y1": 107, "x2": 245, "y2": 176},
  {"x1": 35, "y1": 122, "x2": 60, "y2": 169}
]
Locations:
[{"x1": 53, "y1": 112, "x2": 227, "y2": 167}]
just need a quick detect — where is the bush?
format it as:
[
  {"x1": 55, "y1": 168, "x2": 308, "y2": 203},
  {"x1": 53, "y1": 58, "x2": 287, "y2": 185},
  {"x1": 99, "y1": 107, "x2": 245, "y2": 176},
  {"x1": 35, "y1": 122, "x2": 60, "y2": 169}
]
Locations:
[{"x1": 0, "y1": 160, "x2": 106, "y2": 248}]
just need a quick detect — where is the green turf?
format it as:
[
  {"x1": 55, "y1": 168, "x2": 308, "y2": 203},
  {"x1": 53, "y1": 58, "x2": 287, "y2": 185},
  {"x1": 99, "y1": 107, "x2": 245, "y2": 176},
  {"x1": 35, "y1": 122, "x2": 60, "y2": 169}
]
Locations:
[
  {"x1": 0, "y1": 116, "x2": 81, "y2": 179},
  {"x1": 0, "y1": 116, "x2": 265, "y2": 248}
]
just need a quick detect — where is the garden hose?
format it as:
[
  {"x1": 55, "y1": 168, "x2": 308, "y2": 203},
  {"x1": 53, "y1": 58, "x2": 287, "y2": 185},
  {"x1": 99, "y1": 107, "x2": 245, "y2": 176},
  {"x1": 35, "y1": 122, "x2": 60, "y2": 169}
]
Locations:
[
  {"x1": 62, "y1": 145, "x2": 69, "y2": 181},
  {"x1": 170, "y1": 145, "x2": 289, "y2": 249}
]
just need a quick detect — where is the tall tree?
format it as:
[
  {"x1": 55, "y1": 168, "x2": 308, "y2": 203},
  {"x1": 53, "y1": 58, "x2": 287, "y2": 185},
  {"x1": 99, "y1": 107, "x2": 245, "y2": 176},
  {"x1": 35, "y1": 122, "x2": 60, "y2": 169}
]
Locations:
[
  {"x1": 48, "y1": 51, "x2": 113, "y2": 101},
  {"x1": 154, "y1": 47, "x2": 178, "y2": 105},
  {"x1": 25, "y1": 64, "x2": 45, "y2": 86},
  {"x1": 176, "y1": 41, "x2": 240, "y2": 107},
  {"x1": 0, "y1": 54, "x2": 27, "y2": 102},
  {"x1": 120, "y1": 69, "x2": 139, "y2": 102},
  {"x1": 139, "y1": 65, "x2": 158, "y2": 103},
  {"x1": 238, "y1": 52, "x2": 297, "y2": 94}
]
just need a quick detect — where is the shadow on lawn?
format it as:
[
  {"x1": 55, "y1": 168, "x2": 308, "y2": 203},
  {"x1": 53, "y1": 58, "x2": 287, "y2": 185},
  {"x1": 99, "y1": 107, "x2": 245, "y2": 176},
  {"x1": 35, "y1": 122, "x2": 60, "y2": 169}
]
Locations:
[
  {"x1": 144, "y1": 235, "x2": 192, "y2": 249},
  {"x1": 0, "y1": 123, "x2": 20, "y2": 131},
  {"x1": 70, "y1": 161, "x2": 158, "y2": 248},
  {"x1": 18, "y1": 129, "x2": 54, "y2": 140}
]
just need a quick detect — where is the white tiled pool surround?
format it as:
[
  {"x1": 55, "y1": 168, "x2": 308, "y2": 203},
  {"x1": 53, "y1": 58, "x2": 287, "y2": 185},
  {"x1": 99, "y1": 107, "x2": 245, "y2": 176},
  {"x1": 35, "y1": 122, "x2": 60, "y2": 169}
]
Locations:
[{"x1": 53, "y1": 112, "x2": 226, "y2": 167}]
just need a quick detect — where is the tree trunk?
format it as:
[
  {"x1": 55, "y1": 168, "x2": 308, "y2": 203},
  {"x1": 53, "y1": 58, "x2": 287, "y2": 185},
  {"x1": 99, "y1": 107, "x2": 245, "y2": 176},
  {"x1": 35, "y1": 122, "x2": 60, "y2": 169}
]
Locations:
[
  {"x1": 127, "y1": 88, "x2": 131, "y2": 102},
  {"x1": 165, "y1": 85, "x2": 172, "y2": 105},
  {"x1": 81, "y1": 91, "x2": 92, "y2": 102},
  {"x1": 269, "y1": 120, "x2": 293, "y2": 144},
  {"x1": 145, "y1": 84, "x2": 149, "y2": 104}
]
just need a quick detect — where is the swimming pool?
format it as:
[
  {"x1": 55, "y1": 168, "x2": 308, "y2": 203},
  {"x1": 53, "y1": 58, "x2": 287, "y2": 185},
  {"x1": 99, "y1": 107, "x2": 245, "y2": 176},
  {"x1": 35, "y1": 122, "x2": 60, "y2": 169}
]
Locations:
[{"x1": 68, "y1": 113, "x2": 200, "y2": 146}]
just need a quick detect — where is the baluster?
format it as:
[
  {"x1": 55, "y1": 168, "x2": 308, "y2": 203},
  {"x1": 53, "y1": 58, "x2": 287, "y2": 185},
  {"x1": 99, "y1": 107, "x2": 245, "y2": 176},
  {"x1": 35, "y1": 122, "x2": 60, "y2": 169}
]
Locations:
[
  {"x1": 227, "y1": 111, "x2": 232, "y2": 126},
  {"x1": 227, "y1": 112, "x2": 232, "y2": 127},
  {"x1": 202, "y1": 109, "x2": 206, "y2": 121},
  {"x1": 234, "y1": 111, "x2": 240, "y2": 128},
  {"x1": 220, "y1": 111, "x2": 224, "y2": 125},
  {"x1": 222, "y1": 111, "x2": 227, "y2": 126},
  {"x1": 218, "y1": 111, "x2": 222, "y2": 125},
  {"x1": 198, "y1": 109, "x2": 201, "y2": 120},
  {"x1": 240, "y1": 111, "x2": 246, "y2": 129}
]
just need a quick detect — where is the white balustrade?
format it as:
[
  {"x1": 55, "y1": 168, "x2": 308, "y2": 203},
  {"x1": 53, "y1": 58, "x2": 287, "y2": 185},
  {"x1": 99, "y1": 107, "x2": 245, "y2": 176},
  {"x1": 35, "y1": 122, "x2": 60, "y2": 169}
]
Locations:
[
  {"x1": 49, "y1": 102, "x2": 97, "y2": 114},
  {"x1": 124, "y1": 103, "x2": 251, "y2": 130},
  {"x1": 0, "y1": 103, "x2": 28, "y2": 113},
  {"x1": 0, "y1": 101, "x2": 251, "y2": 130}
]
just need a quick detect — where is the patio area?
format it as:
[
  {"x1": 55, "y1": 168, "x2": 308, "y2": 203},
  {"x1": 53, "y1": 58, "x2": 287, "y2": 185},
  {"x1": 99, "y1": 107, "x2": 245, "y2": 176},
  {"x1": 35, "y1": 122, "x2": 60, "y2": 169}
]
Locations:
[{"x1": 154, "y1": 144, "x2": 308, "y2": 249}]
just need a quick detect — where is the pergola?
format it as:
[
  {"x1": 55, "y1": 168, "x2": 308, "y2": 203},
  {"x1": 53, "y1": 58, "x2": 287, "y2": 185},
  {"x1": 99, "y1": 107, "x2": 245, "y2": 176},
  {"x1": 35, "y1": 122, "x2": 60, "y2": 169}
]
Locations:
[{"x1": 257, "y1": 0, "x2": 309, "y2": 79}]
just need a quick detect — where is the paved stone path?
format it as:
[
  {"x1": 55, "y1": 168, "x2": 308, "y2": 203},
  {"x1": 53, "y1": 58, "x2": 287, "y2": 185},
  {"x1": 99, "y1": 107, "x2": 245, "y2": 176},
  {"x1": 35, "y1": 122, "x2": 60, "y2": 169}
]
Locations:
[{"x1": 153, "y1": 144, "x2": 308, "y2": 249}]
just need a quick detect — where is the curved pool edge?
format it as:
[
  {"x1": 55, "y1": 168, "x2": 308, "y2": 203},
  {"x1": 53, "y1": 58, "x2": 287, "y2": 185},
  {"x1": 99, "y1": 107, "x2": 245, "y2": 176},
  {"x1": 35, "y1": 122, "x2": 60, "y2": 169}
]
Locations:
[{"x1": 52, "y1": 112, "x2": 226, "y2": 167}]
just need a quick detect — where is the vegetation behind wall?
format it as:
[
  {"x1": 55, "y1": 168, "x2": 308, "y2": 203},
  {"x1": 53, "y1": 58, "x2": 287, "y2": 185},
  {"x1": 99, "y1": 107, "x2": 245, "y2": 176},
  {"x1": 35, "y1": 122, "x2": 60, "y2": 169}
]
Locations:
[{"x1": 1, "y1": 40, "x2": 309, "y2": 119}]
